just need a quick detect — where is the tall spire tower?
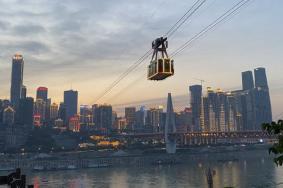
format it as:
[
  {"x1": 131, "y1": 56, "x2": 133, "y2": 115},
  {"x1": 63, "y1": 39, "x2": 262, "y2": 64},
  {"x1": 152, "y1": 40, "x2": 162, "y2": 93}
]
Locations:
[{"x1": 165, "y1": 93, "x2": 176, "y2": 154}]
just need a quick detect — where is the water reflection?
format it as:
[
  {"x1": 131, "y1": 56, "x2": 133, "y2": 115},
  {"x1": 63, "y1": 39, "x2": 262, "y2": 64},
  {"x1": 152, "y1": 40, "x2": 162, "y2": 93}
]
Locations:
[{"x1": 25, "y1": 150, "x2": 282, "y2": 188}]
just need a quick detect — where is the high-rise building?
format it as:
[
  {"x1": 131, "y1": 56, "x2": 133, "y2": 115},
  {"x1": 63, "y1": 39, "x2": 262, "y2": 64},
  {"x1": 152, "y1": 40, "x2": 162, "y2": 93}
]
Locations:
[
  {"x1": 242, "y1": 71, "x2": 254, "y2": 90},
  {"x1": 254, "y1": 67, "x2": 268, "y2": 88},
  {"x1": 3, "y1": 106, "x2": 15, "y2": 125},
  {"x1": 17, "y1": 97, "x2": 34, "y2": 127},
  {"x1": 50, "y1": 103, "x2": 59, "y2": 120},
  {"x1": 69, "y1": 115, "x2": 80, "y2": 132},
  {"x1": 21, "y1": 85, "x2": 27, "y2": 99},
  {"x1": 80, "y1": 105, "x2": 93, "y2": 126},
  {"x1": 64, "y1": 90, "x2": 78, "y2": 121},
  {"x1": 175, "y1": 108, "x2": 192, "y2": 132},
  {"x1": 231, "y1": 89, "x2": 255, "y2": 130},
  {"x1": 10, "y1": 54, "x2": 24, "y2": 109},
  {"x1": 45, "y1": 98, "x2": 51, "y2": 122},
  {"x1": 189, "y1": 85, "x2": 202, "y2": 131},
  {"x1": 125, "y1": 107, "x2": 136, "y2": 130},
  {"x1": 135, "y1": 106, "x2": 146, "y2": 130},
  {"x1": 34, "y1": 99, "x2": 46, "y2": 122},
  {"x1": 58, "y1": 102, "x2": 67, "y2": 124},
  {"x1": 93, "y1": 104, "x2": 112, "y2": 131},
  {"x1": 253, "y1": 67, "x2": 272, "y2": 129},
  {"x1": 36, "y1": 87, "x2": 48, "y2": 102},
  {"x1": 146, "y1": 107, "x2": 165, "y2": 133},
  {"x1": 0, "y1": 100, "x2": 4, "y2": 123}
]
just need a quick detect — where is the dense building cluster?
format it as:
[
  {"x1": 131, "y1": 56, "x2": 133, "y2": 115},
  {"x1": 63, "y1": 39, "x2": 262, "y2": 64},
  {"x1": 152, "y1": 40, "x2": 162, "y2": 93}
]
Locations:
[
  {"x1": 0, "y1": 54, "x2": 272, "y2": 151},
  {"x1": 190, "y1": 68, "x2": 272, "y2": 132}
]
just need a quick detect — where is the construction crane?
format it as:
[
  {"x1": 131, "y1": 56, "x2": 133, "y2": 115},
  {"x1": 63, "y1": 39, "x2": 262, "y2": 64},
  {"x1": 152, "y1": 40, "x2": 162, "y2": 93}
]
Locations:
[{"x1": 193, "y1": 77, "x2": 207, "y2": 86}]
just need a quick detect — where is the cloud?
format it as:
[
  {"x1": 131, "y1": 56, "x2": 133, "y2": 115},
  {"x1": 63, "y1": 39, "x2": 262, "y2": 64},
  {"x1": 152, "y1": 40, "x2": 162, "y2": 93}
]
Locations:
[
  {"x1": 0, "y1": 41, "x2": 50, "y2": 55},
  {"x1": 0, "y1": 0, "x2": 282, "y2": 117},
  {"x1": 0, "y1": 20, "x2": 10, "y2": 30},
  {"x1": 12, "y1": 24, "x2": 46, "y2": 36}
]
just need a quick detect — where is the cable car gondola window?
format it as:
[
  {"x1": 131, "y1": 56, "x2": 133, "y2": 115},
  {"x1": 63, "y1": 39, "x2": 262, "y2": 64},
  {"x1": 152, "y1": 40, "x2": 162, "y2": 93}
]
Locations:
[
  {"x1": 158, "y1": 59, "x2": 163, "y2": 73},
  {"x1": 164, "y1": 59, "x2": 170, "y2": 72},
  {"x1": 148, "y1": 65, "x2": 152, "y2": 77},
  {"x1": 152, "y1": 61, "x2": 157, "y2": 74},
  {"x1": 171, "y1": 60, "x2": 174, "y2": 73}
]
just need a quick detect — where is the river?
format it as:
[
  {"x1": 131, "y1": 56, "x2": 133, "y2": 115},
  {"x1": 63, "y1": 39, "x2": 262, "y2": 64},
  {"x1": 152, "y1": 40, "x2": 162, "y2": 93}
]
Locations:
[{"x1": 2, "y1": 148, "x2": 283, "y2": 188}]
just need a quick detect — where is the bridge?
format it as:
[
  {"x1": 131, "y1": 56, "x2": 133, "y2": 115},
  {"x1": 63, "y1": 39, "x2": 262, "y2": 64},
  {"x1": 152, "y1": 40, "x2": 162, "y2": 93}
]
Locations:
[{"x1": 119, "y1": 131, "x2": 276, "y2": 146}]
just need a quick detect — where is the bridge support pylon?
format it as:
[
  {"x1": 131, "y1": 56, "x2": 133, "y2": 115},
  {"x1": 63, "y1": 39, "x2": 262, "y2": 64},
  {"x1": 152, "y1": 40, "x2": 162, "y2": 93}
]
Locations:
[{"x1": 165, "y1": 93, "x2": 176, "y2": 154}]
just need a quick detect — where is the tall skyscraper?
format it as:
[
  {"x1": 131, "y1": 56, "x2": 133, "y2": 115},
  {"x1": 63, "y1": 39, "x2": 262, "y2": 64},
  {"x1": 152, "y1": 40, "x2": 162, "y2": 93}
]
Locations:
[
  {"x1": 254, "y1": 67, "x2": 268, "y2": 88},
  {"x1": 10, "y1": 54, "x2": 24, "y2": 108},
  {"x1": 254, "y1": 67, "x2": 272, "y2": 128},
  {"x1": 64, "y1": 90, "x2": 78, "y2": 121},
  {"x1": 189, "y1": 85, "x2": 202, "y2": 132},
  {"x1": 241, "y1": 71, "x2": 254, "y2": 90},
  {"x1": 36, "y1": 87, "x2": 48, "y2": 102},
  {"x1": 21, "y1": 85, "x2": 27, "y2": 99}
]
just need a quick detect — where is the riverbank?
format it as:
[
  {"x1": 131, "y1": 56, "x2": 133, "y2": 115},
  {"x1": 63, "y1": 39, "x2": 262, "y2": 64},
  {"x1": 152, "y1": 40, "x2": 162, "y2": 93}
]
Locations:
[{"x1": 0, "y1": 143, "x2": 271, "y2": 172}]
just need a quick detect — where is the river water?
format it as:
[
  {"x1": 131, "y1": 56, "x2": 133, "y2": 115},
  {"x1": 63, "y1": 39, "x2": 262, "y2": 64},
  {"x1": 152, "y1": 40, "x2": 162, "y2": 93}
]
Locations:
[{"x1": 3, "y1": 149, "x2": 283, "y2": 188}]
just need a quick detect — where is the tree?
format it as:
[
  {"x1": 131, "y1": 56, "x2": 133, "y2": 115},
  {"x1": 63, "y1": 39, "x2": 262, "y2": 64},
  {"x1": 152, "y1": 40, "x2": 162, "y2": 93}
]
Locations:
[{"x1": 262, "y1": 120, "x2": 283, "y2": 166}]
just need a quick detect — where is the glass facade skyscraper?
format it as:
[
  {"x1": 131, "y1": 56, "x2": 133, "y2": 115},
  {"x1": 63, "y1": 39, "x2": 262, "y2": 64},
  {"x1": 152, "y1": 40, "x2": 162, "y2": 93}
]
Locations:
[
  {"x1": 189, "y1": 85, "x2": 202, "y2": 131},
  {"x1": 242, "y1": 71, "x2": 254, "y2": 90},
  {"x1": 64, "y1": 90, "x2": 78, "y2": 122},
  {"x1": 10, "y1": 54, "x2": 24, "y2": 109},
  {"x1": 254, "y1": 67, "x2": 268, "y2": 88},
  {"x1": 254, "y1": 67, "x2": 272, "y2": 128}
]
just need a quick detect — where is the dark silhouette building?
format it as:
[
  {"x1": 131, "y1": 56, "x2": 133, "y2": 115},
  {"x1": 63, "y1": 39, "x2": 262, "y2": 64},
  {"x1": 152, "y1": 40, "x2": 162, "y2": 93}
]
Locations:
[
  {"x1": 58, "y1": 102, "x2": 67, "y2": 125},
  {"x1": 21, "y1": 85, "x2": 27, "y2": 99},
  {"x1": 64, "y1": 90, "x2": 78, "y2": 122},
  {"x1": 10, "y1": 54, "x2": 24, "y2": 109},
  {"x1": 93, "y1": 104, "x2": 112, "y2": 132},
  {"x1": 17, "y1": 97, "x2": 34, "y2": 127},
  {"x1": 242, "y1": 71, "x2": 254, "y2": 90},
  {"x1": 125, "y1": 107, "x2": 136, "y2": 130},
  {"x1": 189, "y1": 85, "x2": 202, "y2": 132},
  {"x1": 253, "y1": 67, "x2": 272, "y2": 128},
  {"x1": 254, "y1": 67, "x2": 268, "y2": 88}
]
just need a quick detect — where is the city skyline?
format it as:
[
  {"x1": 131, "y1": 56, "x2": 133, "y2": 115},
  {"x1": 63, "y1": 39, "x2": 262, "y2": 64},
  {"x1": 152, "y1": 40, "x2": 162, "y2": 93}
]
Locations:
[{"x1": 0, "y1": 0, "x2": 282, "y2": 119}]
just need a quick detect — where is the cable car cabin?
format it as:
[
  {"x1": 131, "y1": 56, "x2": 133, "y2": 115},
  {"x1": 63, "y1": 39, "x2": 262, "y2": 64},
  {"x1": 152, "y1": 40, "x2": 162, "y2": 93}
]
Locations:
[
  {"x1": 148, "y1": 37, "x2": 174, "y2": 81},
  {"x1": 148, "y1": 58, "x2": 174, "y2": 80}
]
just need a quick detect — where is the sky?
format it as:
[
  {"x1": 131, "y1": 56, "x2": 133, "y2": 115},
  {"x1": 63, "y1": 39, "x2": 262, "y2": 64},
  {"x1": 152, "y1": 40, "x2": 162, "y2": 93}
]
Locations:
[{"x1": 0, "y1": 0, "x2": 282, "y2": 118}]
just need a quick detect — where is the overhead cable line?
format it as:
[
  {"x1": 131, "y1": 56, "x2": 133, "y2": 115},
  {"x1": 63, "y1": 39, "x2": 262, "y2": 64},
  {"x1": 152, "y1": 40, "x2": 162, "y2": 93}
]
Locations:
[
  {"x1": 94, "y1": 0, "x2": 205, "y2": 103},
  {"x1": 107, "y1": 0, "x2": 253, "y2": 103},
  {"x1": 171, "y1": 0, "x2": 251, "y2": 58},
  {"x1": 94, "y1": 49, "x2": 152, "y2": 103},
  {"x1": 165, "y1": 0, "x2": 207, "y2": 38}
]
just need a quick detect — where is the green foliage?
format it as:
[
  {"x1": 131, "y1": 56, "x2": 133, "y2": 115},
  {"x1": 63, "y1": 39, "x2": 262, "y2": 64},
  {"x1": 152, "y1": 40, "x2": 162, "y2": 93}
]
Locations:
[
  {"x1": 25, "y1": 127, "x2": 59, "y2": 152},
  {"x1": 262, "y1": 120, "x2": 283, "y2": 166}
]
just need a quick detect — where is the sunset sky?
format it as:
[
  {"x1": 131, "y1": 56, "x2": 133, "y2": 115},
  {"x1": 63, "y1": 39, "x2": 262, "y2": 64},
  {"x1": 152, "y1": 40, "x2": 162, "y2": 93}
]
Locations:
[{"x1": 0, "y1": 0, "x2": 282, "y2": 118}]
